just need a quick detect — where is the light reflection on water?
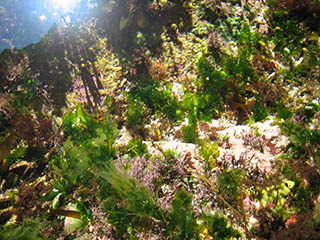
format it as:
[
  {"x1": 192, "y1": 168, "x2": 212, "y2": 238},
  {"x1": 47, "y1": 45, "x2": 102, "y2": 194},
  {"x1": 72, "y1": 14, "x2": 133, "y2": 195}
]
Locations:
[{"x1": 0, "y1": 0, "x2": 91, "y2": 53}]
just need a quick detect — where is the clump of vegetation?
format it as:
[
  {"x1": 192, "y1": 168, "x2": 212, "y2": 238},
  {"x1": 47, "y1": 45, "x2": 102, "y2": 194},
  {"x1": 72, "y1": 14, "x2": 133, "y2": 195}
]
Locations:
[
  {"x1": 199, "y1": 139, "x2": 219, "y2": 176},
  {"x1": 2, "y1": 0, "x2": 320, "y2": 238},
  {"x1": 46, "y1": 104, "x2": 241, "y2": 239},
  {"x1": 126, "y1": 96, "x2": 146, "y2": 126},
  {"x1": 99, "y1": 163, "x2": 241, "y2": 239},
  {"x1": 49, "y1": 104, "x2": 118, "y2": 195},
  {"x1": 217, "y1": 168, "x2": 244, "y2": 203},
  {"x1": 123, "y1": 136, "x2": 148, "y2": 158},
  {"x1": 192, "y1": 22, "x2": 276, "y2": 122},
  {"x1": 128, "y1": 77, "x2": 183, "y2": 122},
  {"x1": 0, "y1": 220, "x2": 45, "y2": 240}
]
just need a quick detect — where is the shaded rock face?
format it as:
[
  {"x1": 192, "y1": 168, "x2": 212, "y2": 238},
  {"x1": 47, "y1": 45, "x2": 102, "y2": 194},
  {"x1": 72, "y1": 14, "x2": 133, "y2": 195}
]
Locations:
[
  {"x1": 0, "y1": 19, "x2": 106, "y2": 112},
  {"x1": 0, "y1": 27, "x2": 98, "y2": 112},
  {"x1": 272, "y1": 0, "x2": 320, "y2": 31}
]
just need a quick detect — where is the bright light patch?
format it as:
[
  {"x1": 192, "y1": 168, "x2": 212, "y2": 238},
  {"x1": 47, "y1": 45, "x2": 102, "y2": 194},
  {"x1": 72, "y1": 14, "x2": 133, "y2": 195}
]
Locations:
[
  {"x1": 48, "y1": 0, "x2": 80, "y2": 13},
  {"x1": 40, "y1": 14, "x2": 47, "y2": 21},
  {"x1": 65, "y1": 16, "x2": 71, "y2": 23}
]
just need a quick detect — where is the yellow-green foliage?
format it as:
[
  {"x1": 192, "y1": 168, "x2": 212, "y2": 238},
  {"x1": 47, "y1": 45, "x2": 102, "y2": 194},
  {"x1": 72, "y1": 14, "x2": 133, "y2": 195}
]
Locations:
[
  {"x1": 94, "y1": 38, "x2": 123, "y2": 96},
  {"x1": 260, "y1": 179, "x2": 294, "y2": 217}
]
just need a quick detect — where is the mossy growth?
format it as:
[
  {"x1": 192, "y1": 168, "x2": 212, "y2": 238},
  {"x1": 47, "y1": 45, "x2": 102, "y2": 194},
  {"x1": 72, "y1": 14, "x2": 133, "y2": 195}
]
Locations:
[{"x1": 128, "y1": 77, "x2": 183, "y2": 122}]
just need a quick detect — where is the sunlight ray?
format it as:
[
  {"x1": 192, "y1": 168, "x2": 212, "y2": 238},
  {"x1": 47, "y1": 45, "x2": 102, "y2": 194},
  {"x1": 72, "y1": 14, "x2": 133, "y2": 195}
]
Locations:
[{"x1": 48, "y1": 0, "x2": 80, "y2": 12}]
